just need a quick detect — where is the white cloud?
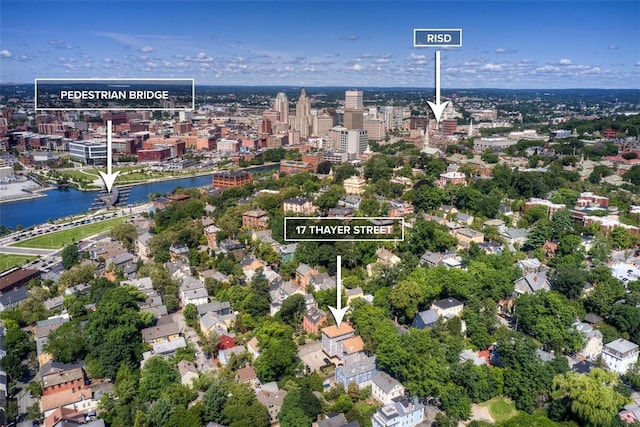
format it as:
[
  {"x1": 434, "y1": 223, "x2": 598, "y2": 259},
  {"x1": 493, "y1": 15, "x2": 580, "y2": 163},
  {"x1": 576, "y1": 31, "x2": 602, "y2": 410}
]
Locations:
[
  {"x1": 349, "y1": 63, "x2": 363, "y2": 71},
  {"x1": 483, "y1": 63, "x2": 502, "y2": 71},
  {"x1": 187, "y1": 52, "x2": 213, "y2": 63},
  {"x1": 607, "y1": 45, "x2": 618, "y2": 50},
  {"x1": 139, "y1": 46, "x2": 155, "y2": 53},
  {"x1": 0, "y1": 50, "x2": 12, "y2": 58},
  {"x1": 559, "y1": 58, "x2": 572, "y2": 65}
]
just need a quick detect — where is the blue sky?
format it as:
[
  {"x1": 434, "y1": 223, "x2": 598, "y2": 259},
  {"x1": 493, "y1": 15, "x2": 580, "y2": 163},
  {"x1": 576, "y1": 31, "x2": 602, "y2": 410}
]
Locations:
[{"x1": 1, "y1": 1, "x2": 638, "y2": 89}]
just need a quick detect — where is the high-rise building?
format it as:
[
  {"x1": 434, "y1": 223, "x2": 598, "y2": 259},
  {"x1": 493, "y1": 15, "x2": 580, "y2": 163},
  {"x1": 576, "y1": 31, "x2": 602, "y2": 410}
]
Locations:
[
  {"x1": 274, "y1": 92, "x2": 289, "y2": 124},
  {"x1": 344, "y1": 109, "x2": 364, "y2": 130},
  {"x1": 292, "y1": 89, "x2": 312, "y2": 138},
  {"x1": 329, "y1": 126, "x2": 368, "y2": 158},
  {"x1": 313, "y1": 114, "x2": 336, "y2": 137},
  {"x1": 344, "y1": 90, "x2": 364, "y2": 131},
  {"x1": 345, "y1": 90, "x2": 363, "y2": 109}
]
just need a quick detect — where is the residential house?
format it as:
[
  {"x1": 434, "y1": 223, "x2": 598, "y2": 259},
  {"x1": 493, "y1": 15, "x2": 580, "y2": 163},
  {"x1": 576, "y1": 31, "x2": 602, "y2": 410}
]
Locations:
[
  {"x1": 0, "y1": 286, "x2": 29, "y2": 310},
  {"x1": 343, "y1": 175, "x2": 366, "y2": 195},
  {"x1": 279, "y1": 243, "x2": 297, "y2": 263},
  {"x1": 219, "y1": 333, "x2": 237, "y2": 350},
  {"x1": 310, "y1": 272, "x2": 337, "y2": 292},
  {"x1": 219, "y1": 239, "x2": 246, "y2": 261},
  {"x1": 513, "y1": 271, "x2": 551, "y2": 295},
  {"x1": 602, "y1": 339, "x2": 639, "y2": 375},
  {"x1": 619, "y1": 403, "x2": 640, "y2": 425},
  {"x1": 218, "y1": 345, "x2": 246, "y2": 367},
  {"x1": 388, "y1": 200, "x2": 414, "y2": 218},
  {"x1": 283, "y1": 197, "x2": 317, "y2": 215},
  {"x1": 500, "y1": 228, "x2": 529, "y2": 246},
  {"x1": 483, "y1": 218, "x2": 506, "y2": 233},
  {"x1": 345, "y1": 287, "x2": 364, "y2": 305},
  {"x1": 296, "y1": 263, "x2": 319, "y2": 289},
  {"x1": 169, "y1": 243, "x2": 189, "y2": 261},
  {"x1": 314, "y1": 413, "x2": 352, "y2": 427},
  {"x1": 322, "y1": 324, "x2": 356, "y2": 358},
  {"x1": 371, "y1": 396, "x2": 425, "y2": 427},
  {"x1": 242, "y1": 209, "x2": 269, "y2": 230},
  {"x1": 328, "y1": 207, "x2": 354, "y2": 218},
  {"x1": 419, "y1": 250, "x2": 457, "y2": 268},
  {"x1": 335, "y1": 355, "x2": 378, "y2": 389},
  {"x1": 303, "y1": 307, "x2": 327, "y2": 335},
  {"x1": 256, "y1": 388, "x2": 287, "y2": 425},
  {"x1": 137, "y1": 232, "x2": 153, "y2": 259},
  {"x1": 199, "y1": 312, "x2": 227, "y2": 335},
  {"x1": 412, "y1": 309, "x2": 438, "y2": 330},
  {"x1": 455, "y1": 228, "x2": 485, "y2": 248},
  {"x1": 35, "y1": 316, "x2": 69, "y2": 366},
  {"x1": 574, "y1": 322, "x2": 603, "y2": 360},
  {"x1": 146, "y1": 338, "x2": 187, "y2": 360},
  {"x1": 180, "y1": 277, "x2": 208, "y2": 306},
  {"x1": 177, "y1": 360, "x2": 198, "y2": 387},
  {"x1": 197, "y1": 301, "x2": 232, "y2": 317},
  {"x1": 242, "y1": 257, "x2": 267, "y2": 281},
  {"x1": 339, "y1": 336, "x2": 365, "y2": 364},
  {"x1": 236, "y1": 365, "x2": 259, "y2": 388},
  {"x1": 247, "y1": 337, "x2": 261, "y2": 359},
  {"x1": 456, "y1": 212, "x2": 474, "y2": 226},
  {"x1": 141, "y1": 322, "x2": 180, "y2": 344},
  {"x1": 339, "y1": 195, "x2": 361, "y2": 210},
  {"x1": 371, "y1": 371, "x2": 405, "y2": 406},
  {"x1": 204, "y1": 224, "x2": 221, "y2": 249},
  {"x1": 270, "y1": 281, "x2": 305, "y2": 316},
  {"x1": 431, "y1": 298, "x2": 464, "y2": 319},
  {"x1": 40, "y1": 362, "x2": 96, "y2": 418}
]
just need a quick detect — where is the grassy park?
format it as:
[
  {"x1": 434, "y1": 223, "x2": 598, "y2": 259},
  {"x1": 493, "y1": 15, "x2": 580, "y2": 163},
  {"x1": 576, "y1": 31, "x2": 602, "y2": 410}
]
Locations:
[
  {"x1": 10, "y1": 217, "x2": 129, "y2": 249},
  {"x1": 0, "y1": 254, "x2": 37, "y2": 271},
  {"x1": 480, "y1": 396, "x2": 519, "y2": 423}
]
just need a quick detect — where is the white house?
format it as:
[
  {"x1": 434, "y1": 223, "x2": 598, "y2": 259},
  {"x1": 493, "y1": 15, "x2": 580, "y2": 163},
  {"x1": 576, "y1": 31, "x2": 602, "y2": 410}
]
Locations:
[
  {"x1": 371, "y1": 371, "x2": 405, "y2": 406},
  {"x1": 602, "y1": 338, "x2": 639, "y2": 375}
]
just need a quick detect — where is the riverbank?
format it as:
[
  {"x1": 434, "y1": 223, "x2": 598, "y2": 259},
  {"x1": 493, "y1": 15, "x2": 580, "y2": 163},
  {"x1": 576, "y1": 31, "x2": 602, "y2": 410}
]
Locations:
[
  {"x1": 27, "y1": 161, "x2": 280, "y2": 194},
  {"x1": 0, "y1": 179, "x2": 51, "y2": 205}
]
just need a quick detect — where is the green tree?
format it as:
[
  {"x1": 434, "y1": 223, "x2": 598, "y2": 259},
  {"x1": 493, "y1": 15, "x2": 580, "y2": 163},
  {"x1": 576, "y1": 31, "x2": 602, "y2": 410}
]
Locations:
[
  {"x1": 183, "y1": 303, "x2": 198, "y2": 328},
  {"x1": 552, "y1": 264, "x2": 589, "y2": 300},
  {"x1": 138, "y1": 355, "x2": 180, "y2": 401},
  {"x1": 44, "y1": 321, "x2": 87, "y2": 363},
  {"x1": 111, "y1": 222, "x2": 139, "y2": 251},
  {"x1": 552, "y1": 368, "x2": 627, "y2": 427},
  {"x1": 279, "y1": 386, "x2": 322, "y2": 423},
  {"x1": 61, "y1": 243, "x2": 79, "y2": 269},
  {"x1": 202, "y1": 381, "x2": 228, "y2": 424},
  {"x1": 276, "y1": 294, "x2": 306, "y2": 327}
]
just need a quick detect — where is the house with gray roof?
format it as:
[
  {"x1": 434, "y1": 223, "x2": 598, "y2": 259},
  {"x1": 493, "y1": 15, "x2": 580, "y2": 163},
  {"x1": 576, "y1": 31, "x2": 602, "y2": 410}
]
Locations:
[
  {"x1": 602, "y1": 338, "x2": 639, "y2": 374},
  {"x1": 335, "y1": 355, "x2": 377, "y2": 389},
  {"x1": 218, "y1": 345, "x2": 246, "y2": 367},
  {"x1": 197, "y1": 301, "x2": 232, "y2": 317},
  {"x1": 514, "y1": 271, "x2": 551, "y2": 295},
  {"x1": 371, "y1": 371, "x2": 404, "y2": 405},
  {"x1": 412, "y1": 309, "x2": 438, "y2": 330},
  {"x1": 371, "y1": 396, "x2": 424, "y2": 427}
]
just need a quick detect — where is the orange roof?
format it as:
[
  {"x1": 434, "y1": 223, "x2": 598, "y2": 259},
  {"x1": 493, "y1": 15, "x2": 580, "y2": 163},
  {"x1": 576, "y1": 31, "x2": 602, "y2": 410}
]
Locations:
[
  {"x1": 41, "y1": 385, "x2": 93, "y2": 412},
  {"x1": 321, "y1": 323, "x2": 354, "y2": 338},
  {"x1": 341, "y1": 336, "x2": 364, "y2": 354}
]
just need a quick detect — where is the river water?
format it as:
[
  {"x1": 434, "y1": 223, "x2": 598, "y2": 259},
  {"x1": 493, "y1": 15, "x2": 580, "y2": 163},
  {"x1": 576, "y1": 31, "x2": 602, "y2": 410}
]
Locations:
[{"x1": 0, "y1": 164, "x2": 278, "y2": 230}]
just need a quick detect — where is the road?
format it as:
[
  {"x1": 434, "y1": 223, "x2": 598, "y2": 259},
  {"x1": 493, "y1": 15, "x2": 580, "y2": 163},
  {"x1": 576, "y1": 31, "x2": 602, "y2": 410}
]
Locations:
[
  {"x1": 174, "y1": 309, "x2": 214, "y2": 373},
  {"x1": 0, "y1": 203, "x2": 152, "y2": 259}
]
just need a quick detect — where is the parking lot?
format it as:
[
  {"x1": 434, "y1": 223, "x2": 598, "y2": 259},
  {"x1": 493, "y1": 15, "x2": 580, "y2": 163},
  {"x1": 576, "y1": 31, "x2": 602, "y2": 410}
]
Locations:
[{"x1": 298, "y1": 340, "x2": 330, "y2": 373}]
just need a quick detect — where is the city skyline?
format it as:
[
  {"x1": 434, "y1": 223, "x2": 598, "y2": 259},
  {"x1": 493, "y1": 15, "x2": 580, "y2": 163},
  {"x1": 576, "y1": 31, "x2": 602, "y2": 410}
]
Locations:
[{"x1": 1, "y1": 1, "x2": 638, "y2": 89}]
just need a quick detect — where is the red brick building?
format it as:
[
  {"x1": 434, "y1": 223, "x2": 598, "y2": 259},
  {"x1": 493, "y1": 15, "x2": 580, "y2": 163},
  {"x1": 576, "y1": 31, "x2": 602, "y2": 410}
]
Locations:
[
  {"x1": 242, "y1": 209, "x2": 269, "y2": 230},
  {"x1": 212, "y1": 170, "x2": 253, "y2": 188}
]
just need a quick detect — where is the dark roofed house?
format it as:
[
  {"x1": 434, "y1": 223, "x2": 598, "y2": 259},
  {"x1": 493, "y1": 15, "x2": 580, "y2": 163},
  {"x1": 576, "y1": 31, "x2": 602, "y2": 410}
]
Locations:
[
  {"x1": 0, "y1": 286, "x2": 29, "y2": 310},
  {"x1": 514, "y1": 271, "x2": 551, "y2": 295},
  {"x1": 412, "y1": 309, "x2": 438, "y2": 329},
  {"x1": 141, "y1": 323, "x2": 180, "y2": 344},
  {"x1": 335, "y1": 355, "x2": 377, "y2": 389},
  {"x1": 0, "y1": 268, "x2": 40, "y2": 292}
]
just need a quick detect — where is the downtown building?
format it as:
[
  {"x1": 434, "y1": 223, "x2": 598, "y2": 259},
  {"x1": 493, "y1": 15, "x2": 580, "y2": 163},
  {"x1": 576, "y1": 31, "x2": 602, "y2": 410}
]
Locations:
[
  {"x1": 68, "y1": 141, "x2": 107, "y2": 165},
  {"x1": 328, "y1": 126, "x2": 368, "y2": 159}
]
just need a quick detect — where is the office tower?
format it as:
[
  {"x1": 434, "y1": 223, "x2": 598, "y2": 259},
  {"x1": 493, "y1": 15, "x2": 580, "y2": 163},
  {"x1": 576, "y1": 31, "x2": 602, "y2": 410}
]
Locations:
[
  {"x1": 345, "y1": 90, "x2": 363, "y2": 109},
  {"x1": 274, "y1": 92, "x2": 289, "y2": 124},
  {"x1": 292, "y1": 88, "x2": 312, "y2": 138},
  {"x1": 329, "y1": 126, "x2": 368, "y2": 158},
  {"x1": 344, "y1": 90, "x2": 364, "y2": 131}
]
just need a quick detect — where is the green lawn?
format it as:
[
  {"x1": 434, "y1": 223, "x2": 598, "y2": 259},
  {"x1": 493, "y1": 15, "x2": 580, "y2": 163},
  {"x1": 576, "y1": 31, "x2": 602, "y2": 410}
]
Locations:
[
  {"x1": 10, "y1": 217, "x2": 129, "y2": 249},
  {"x1": 0, "y1": 254, "x2": 37, "y2": 271},
  {"x1": 481, "y1": 396, "x2": 519, "y2": 423}
]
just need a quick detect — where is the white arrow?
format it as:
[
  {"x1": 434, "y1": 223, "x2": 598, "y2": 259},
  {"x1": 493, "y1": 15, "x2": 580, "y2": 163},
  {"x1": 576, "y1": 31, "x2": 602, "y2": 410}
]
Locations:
[
  {"x1": 426, "y1": 50, "x2": 449, "y2": 123},
  {"x1": 98, "y1": 119, "x2": 120, "y2": 193},
  {"x1": 328, "y1": 255, "x2": 350, "y2": 328}
]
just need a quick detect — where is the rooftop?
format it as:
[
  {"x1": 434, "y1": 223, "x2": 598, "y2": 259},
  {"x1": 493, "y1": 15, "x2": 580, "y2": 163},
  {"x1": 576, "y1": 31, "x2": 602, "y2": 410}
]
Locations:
[{"x1": 322, "y1": 323, "x2": 355, "y2": 338}]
